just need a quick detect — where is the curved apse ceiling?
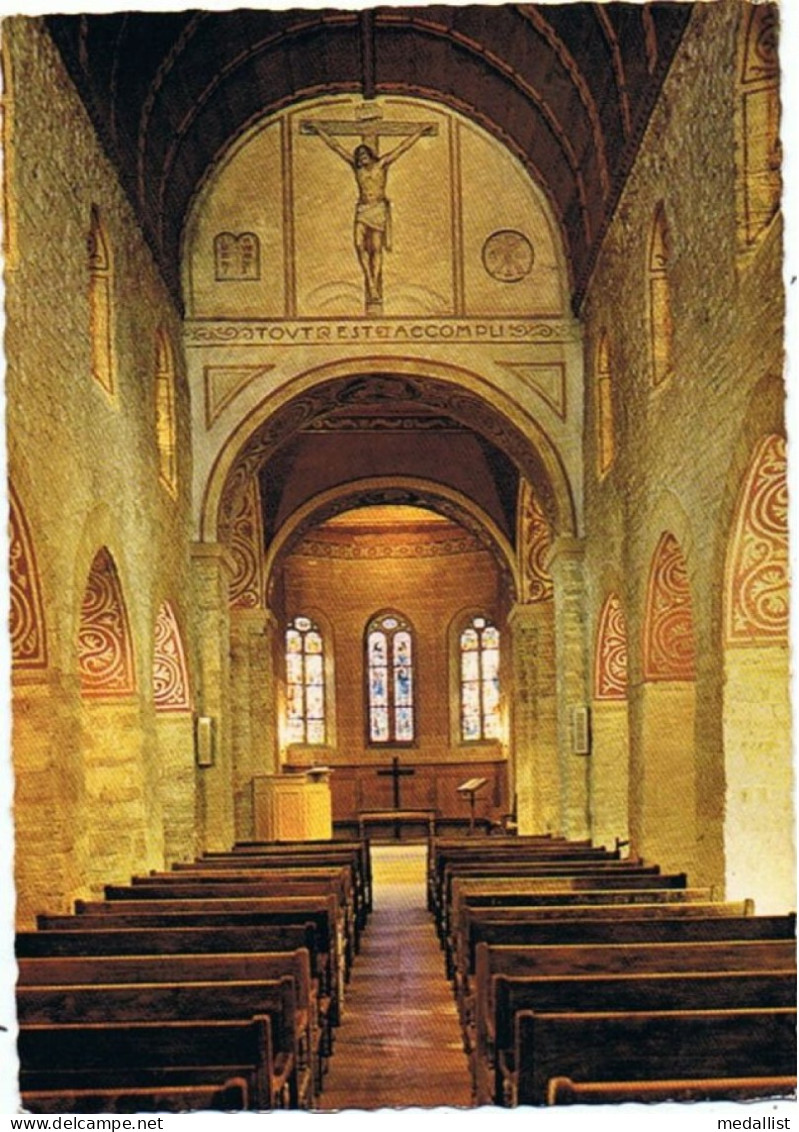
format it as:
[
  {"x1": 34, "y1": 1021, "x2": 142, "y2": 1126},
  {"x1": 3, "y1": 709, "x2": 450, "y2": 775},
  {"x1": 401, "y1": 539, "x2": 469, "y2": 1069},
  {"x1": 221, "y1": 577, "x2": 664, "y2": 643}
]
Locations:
[{"x1": 45, "y1": 5, "x2": 691, "y2": 314}]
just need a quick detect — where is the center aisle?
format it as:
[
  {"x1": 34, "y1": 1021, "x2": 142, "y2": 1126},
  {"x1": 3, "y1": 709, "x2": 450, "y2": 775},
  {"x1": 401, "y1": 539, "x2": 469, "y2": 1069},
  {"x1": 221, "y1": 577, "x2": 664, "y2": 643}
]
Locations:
[{"x1": 316, "y1": 843, "x2": 474, "y2": 1111}]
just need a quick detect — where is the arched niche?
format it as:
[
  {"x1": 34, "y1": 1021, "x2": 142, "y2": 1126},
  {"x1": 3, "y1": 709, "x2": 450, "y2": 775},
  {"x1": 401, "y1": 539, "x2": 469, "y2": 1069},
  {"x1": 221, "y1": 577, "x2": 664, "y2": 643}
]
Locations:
[
  {"x1": 722, "y1": 433, "x2": 792, "y2": 912},
  {"x1": 636, "y1": 530, "x2": 697, "y2": 875},
  {"x1": 591, "y1": 592, "x2": 630, "y2": 851}
]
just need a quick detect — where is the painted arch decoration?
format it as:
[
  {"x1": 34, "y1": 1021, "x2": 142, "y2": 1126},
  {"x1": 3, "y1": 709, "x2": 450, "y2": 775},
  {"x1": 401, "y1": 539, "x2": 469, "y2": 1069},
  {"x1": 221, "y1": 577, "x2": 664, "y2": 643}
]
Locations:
[
  {"x1": 229, "y1": 476, "x2": 265, "y2": 609},
  {"x1": 594, "y1": 593, "x2": 628, "y2": 701},
  {"x1": 78, "y1": 548, "x2": 136, "y2": 698},
  {"x1": 520, "y1": 481, "x2": 554, "y2": 604},
  {"x1": 8, "y1": 482, "x2": 48, "y2": 671},
  {"x1": 643, "y1": 532, "x2": 697, "y2": 682},
  {"x1": 153, "y1": 602, "x2": 192, "y2": 712},
  {"x1": 725, "y1": 433, "x2": 788, "y2": 647}
]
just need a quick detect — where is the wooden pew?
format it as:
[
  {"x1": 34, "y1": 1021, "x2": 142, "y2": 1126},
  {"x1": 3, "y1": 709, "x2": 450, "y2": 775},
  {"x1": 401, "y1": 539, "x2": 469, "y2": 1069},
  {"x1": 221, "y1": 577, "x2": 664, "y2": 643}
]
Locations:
[
  {"x1": 450, "y1": 903, "x2": 762, "y2": 997},
  {"x1": 16, "y1": 922, "x2": 336, "y2": 1043},
  {"x1": 17, "y1": 1017, "x2": 279, "y2": 1110},
  {"x1": 511, "y1": 1008, "x2": 797, "y2": 1107},
  {"x1": 427, "y1": 839, "x2": 622, "y2": 911},
  {"x1": 110, "y1": 871, "x2": 358, "y2": 968},
  {"x1": 481, "y1": 970, "x2": 796, "y2": 1106},
  {"x1": 17, "y1": 948, "x2": 324, "y2": 1095},
  {"x1": 466, "y1": 938, "x2": 797, "y2": 1068},
  {"x1": 187, "y1": 845, "x2": 371, "y2": 928},
  {"x1": 436, "y1": 868, "x2": 691, "y2": 942},
  {"x1": 21, "y1": 1079, "x2": 250, "y2": 1114},
  {"x1": 17, "y1": 976, "x2": 308, "y2": 1108},
  {"x1": 547, "y1": 1075, "x2": 797, "y2": 1105},
  {"x1": 433, "y1": 861, "x2": 671, "y2": 937},
  {"x1": 37, "y1": 900, "x2": 345, "y2": 1027},
  {"x1": 431, "y1": 852, "x2": 654, "y2": 917},
  {"x1": 446, "y1": 889, "x2": 731, "y2": 982},
  {"x1": 227, "y1": 839, "x2": 372, "y2": 919}
]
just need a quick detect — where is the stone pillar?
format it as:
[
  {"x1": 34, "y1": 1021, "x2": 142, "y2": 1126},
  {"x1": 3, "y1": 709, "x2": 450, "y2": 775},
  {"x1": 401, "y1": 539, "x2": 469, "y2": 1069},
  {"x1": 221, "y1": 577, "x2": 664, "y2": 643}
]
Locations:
[
  {"x1": 230, "y1": 607, "x2": 280, "y2": 840},
  {"x1": 547, "y1": 537, "x2": 590, "y2": 840},
  {"x1": 507, "y1": 602, "x2": 559, "y2": 834},
  {"x1": 191, "y1": 542, "x2": 236, "y2": 851},
  {"x1": 12, "y1": 670, "x2": 86, "y2": 925}
]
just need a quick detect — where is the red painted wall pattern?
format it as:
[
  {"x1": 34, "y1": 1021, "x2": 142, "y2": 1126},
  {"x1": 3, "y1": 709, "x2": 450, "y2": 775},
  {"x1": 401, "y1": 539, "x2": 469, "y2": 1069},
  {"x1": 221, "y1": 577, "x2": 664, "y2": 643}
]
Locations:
[
  {"x1": 726, "y1": 433, "x2": 788, "y2": 646},
  {"x1": 78, "y1": 548, "x2": 136, "y2": 698},
  {"x1": 643, "y1": 532, "x2": 696, "y2": 681},
  {"x1": 594, "y1": 592, "x2": 628, "y2": 700},
  {"x1": 522, "y1": 484, "x2": 554, "y2": 603},
  {"x1": 153, "y1": 601, "x2": 191, "y2": 712},
  {"x1": 229, "y1": 477, "x2": 264, "y2": 609},
  {"x1": 9, "y1": 483, "x2": 48, "y2": 670}
]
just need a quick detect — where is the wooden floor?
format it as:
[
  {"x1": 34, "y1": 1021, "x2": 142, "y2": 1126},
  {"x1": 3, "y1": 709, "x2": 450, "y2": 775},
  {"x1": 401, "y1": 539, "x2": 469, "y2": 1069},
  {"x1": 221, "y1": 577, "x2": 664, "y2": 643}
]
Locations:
[{"x1": 315, "y1": 844, "x2": 473, "y2": 1111}]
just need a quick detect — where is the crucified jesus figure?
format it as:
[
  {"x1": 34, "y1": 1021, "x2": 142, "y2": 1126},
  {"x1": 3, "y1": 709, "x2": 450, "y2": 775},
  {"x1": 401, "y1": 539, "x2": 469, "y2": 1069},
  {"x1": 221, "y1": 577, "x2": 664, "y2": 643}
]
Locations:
[{"x1": 309, "y1": 122, "x2": 434, "y2": 306}]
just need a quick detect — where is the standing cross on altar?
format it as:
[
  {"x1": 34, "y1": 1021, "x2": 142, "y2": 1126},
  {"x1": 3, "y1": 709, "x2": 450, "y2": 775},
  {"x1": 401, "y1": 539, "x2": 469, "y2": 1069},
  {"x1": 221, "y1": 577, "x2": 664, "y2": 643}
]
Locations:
[{"x1": 376, "y1": 755, "x2": 415, "y2": 810}]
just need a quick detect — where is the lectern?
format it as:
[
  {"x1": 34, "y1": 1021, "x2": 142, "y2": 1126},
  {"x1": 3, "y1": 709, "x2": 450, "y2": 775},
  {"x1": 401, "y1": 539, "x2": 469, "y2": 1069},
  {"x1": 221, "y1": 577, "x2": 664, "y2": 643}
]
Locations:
[
  {"x1": 252, "y1": 767, "x2": 332, "y2": 841},
  {"x1": 457, "y1": 776, "x2": 488, "y2": 835}
]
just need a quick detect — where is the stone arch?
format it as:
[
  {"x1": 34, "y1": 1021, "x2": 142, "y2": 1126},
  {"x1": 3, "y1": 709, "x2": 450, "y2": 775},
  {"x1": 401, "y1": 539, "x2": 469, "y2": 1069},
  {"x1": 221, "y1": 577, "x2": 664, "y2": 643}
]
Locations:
[
  {"x1": 153, "y1": 600, "x2": 192, "y2": 713},
  {"x1": 153, "y1": 600, "x2": 196, "y2": 865},
  {"x1": 642, "y1": 531, "x2": 697, "y2": 682},
  {"x1": 736, "y1": 2, "x2": 780, "y2": 250},
  {"x1": 229, "y1": 474, "x2": 265, "y2": 610},
  {"x1": 595, "y1": 328, "x2": 614, "y2": 476},
  {"x1": 648, "y1": 201, "x2": 674, "y2": 386},
  {"x1": 9, "y1": 480, "x2": 48, "y2": 672},
  {"x1": 88, "y1": 204, "x2": 116, "y2": 398},
  {"x1": 264, "y1": 476, "x2": 519, "y2": 606},
  {"x1": 509, "y1": 479, "x2": 558, "y2": 835},
  {"x1": 78, "y1": 547, "x2": 136, "y2": 699},
  {"x1": 517, "y1": 479, "x2": 554, "y2": 605},
  {"x1": 155, "y1": 327, "x2": 178, "y2": 498},
  {"x1": 636, "y1": 529, "x2": 697, "y2": 875},
  {"x1": 590, "y1": 591, "x2": 630, "y2": 852},
  {"x1": 200, "y1": 361, "x2": 577, "y2": 547},
  {"x1": 722, "y1": 432, "x2": 792, "y2": 912}
]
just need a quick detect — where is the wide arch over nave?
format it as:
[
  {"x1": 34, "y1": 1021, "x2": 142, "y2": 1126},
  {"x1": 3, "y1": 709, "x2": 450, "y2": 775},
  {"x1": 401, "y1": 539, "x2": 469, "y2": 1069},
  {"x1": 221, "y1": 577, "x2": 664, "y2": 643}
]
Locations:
[{"x1": 4, "y1": 2, "x2": 793, "y2": 942}]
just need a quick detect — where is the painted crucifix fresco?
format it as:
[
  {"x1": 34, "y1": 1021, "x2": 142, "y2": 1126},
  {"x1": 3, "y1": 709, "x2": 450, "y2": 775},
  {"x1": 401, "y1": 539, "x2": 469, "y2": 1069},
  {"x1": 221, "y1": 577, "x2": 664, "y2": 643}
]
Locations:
[{"x1": 301, "y1": 105, "x2": 436, "y2": 314}]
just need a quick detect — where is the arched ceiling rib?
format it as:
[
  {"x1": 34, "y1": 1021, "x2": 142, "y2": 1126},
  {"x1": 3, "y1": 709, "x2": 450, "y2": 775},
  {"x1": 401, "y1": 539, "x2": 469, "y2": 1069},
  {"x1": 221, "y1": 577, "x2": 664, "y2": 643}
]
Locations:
[{"x1": 45, "y1": 4, "x2": 691, "y2": 313}]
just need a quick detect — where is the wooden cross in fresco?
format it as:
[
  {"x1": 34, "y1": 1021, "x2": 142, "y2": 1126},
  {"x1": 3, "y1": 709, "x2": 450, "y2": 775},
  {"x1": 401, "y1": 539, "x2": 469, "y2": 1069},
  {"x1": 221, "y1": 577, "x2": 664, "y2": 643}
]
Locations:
[
  {"x1": 376, "y1": 755, "x2": 415, "y2": 810},
  {"x1": 300, "y1": 105, "x2": 437, "y2": 313}
]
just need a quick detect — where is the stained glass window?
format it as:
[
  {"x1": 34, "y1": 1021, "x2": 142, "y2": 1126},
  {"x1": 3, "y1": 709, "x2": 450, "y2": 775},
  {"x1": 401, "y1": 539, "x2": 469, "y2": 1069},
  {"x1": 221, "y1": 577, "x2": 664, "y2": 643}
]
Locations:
[
  {"x1": 286, "y1": 615, "x2": 326, "y2": 745},
  {"x1": 460, "y1": 616, "x2": 500, "y2": 742},
  {"x1": 367, "y1": 613, "x2": 415, "y2": 744}
]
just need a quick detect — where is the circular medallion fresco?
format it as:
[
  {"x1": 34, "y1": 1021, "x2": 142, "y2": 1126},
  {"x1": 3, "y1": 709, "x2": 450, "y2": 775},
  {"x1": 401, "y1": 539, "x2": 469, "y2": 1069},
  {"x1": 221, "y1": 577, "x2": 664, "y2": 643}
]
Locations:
[{"x1": 482, "y1": 229, "x2": 534, "y2": 282}]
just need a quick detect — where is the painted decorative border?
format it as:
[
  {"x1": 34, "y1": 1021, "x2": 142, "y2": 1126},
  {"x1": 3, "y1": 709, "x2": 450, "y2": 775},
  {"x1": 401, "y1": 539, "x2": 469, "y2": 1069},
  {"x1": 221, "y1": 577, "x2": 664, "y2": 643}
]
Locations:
[
  {"x1": 643, "y1": 532, "x2": 696, "y2": 681},
  {"x1": 9, "y1": 483, "x2": 48, "y2": 670},
  {"x1": 78, "y1": 548, "x2": 136, "y2": 698},
  {"x1": 153, "y1": 601, "x2": 192, "y2": 712},
  {"x1": 594, "y1": 592, "x2": 628, "y2": 700},
  {"x1": 726, "y1": 433, "x2": 788, "y2": 646}
]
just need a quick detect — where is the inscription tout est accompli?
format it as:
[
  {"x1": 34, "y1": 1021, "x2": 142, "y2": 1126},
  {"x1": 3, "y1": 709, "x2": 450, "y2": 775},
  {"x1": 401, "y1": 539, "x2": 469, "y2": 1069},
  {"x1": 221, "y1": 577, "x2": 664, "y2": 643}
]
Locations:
[{"x1": 184, "y1": 319, "x2": 568, "y2": 347}]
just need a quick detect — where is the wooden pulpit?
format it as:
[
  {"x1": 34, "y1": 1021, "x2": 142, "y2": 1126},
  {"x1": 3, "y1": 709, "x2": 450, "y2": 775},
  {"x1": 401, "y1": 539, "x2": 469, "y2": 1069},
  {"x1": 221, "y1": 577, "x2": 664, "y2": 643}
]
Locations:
[{"x1": 252, "y1": 767, "x2": 332, "y2": 841}]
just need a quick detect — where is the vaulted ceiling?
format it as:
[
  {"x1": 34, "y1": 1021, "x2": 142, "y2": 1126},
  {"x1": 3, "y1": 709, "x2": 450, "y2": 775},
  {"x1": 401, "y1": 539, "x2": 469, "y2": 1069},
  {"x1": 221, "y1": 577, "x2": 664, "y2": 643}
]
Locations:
[{"x1": 46, "y1": 4, "x2": 692, "y2": 314}]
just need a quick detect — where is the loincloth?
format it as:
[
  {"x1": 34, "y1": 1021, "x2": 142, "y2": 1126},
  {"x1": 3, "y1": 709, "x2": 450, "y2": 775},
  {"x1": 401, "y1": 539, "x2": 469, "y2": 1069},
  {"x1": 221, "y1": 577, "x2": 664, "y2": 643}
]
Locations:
[{"x1": 355, "y1": 199, "x2": 393, "y2": 250}]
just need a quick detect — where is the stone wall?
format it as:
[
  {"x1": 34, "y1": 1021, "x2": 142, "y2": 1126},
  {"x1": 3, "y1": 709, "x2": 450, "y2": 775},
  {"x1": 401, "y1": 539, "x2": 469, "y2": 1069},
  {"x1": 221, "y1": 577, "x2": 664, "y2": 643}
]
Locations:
[
  {"x1": 580, "y1": 3, "x2": 790, "y2": 900},
  {"x1": 278, "y1": 534, "x2": 509, "y2": 806},
  {"x1": 6, "y1": 19, "x2": 196, "y2": 924}
]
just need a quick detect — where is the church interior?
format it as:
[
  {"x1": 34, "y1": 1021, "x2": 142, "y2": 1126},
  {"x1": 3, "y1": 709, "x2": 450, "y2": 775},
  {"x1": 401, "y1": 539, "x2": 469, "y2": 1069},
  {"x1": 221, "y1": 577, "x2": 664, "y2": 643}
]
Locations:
[{"x1": 3, "y1": 0, "x2": 796, "y2": 1114}]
